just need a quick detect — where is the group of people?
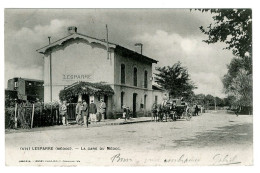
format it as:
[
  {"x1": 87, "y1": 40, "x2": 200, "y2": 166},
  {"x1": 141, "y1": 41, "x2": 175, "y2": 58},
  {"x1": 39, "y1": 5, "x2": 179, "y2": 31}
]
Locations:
[
  {"x1": 151, "y1": 98, "x2": 202, "y2": 121},
  {"x1": 60, "y1": 99, "x2": 106, "y2": 126},
  {"x1": 122, "y1": 105, "x2": 131, "y2": 121}
]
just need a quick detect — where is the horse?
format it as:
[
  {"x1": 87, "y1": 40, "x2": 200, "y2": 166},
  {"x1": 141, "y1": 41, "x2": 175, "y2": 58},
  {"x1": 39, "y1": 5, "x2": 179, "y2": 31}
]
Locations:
[
  {"x1": 151, "y1": 103, "x2": 166, "y2": 122},
  {"x1": 152, "y1": 100, "x2": 181, "y2": 122},
  {"x1": 157, "y1": 103, "x2": 165, "y2": 121},
  {"x1": 157, "y1": 101, "x2": 174, "y2": 122},
  {"x1": 151, "y1": 102, "x2": 165, "y2": 122}
]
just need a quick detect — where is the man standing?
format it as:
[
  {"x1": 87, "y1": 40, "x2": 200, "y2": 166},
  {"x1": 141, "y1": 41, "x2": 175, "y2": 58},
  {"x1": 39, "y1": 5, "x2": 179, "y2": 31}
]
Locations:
[
  {"x1": 76, "y1": 100, "x2": 83, "y2": 125},
  {"x1": 99, "y1": 99, "x2": 106, "y2": 121},
  {"x1": 89, "y1": 100, "x2": 97, "y2": 124},
  {"x1": 82, "y1": 100, "x2": 89, "y2": 127},
  {"x1": 151, "y1": 102, "x2": 158, "y2": 122},
  {"x1": 60, "y1": 100, "x2": 69, "y2": 126},
  {"x1": 195, "y1": 104, "x2": 199, "y2": 116},
  {"x1": 235, "y1": 105, "x2": 241, "y2": 117}
]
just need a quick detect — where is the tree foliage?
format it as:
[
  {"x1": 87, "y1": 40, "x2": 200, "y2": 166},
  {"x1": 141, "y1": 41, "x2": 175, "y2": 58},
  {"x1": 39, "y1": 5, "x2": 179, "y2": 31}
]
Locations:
[
  {"x1": 154, "y1": 62, "x2": 196, "y2": 100},
  {"x1": 193, "y1": 93, "x2": 235, "y2": 108},
  {"x1": 199, "y1": 9, "x2": 252, "y2": 58},
  {"x1": 222, "y1": 57, "x2": 252, "y2": 105},
  {"x1": 198, "y1": 9, "x2": 252, "y2": 108},
  {"x1": 223, "y1": 69, "x2": 252, "y2": 106}
]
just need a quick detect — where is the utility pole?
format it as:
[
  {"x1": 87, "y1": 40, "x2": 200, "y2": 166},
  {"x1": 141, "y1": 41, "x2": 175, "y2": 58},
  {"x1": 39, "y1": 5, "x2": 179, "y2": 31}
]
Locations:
[
  {"x1": 106, "y1": 24, "x2": 109, "y2": 60},
  {"x1": 214, "y1": 97, "x2": 217, "y2": 111},
  {"x1": 48, "y1": 36, "x2": 52, "y2": 102}
]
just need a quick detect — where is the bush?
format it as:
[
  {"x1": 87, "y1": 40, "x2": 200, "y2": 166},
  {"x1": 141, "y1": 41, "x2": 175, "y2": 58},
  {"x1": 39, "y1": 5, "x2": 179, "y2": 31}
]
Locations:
[{"x1": 5, "y1": 107, "x2": 15, "y2": 129}]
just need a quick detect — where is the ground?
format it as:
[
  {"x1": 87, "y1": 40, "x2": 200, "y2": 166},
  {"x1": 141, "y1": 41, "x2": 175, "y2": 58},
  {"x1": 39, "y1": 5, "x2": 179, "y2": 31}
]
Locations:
[{"x1": 5, "y1": 111, "x2": 253, "y2": 166}]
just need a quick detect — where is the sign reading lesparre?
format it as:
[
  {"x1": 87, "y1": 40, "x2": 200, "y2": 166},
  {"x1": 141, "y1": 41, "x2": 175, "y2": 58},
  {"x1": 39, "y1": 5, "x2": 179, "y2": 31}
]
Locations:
[{"x1": 63, "y1": 74, "x2": 92, "y2": 80}]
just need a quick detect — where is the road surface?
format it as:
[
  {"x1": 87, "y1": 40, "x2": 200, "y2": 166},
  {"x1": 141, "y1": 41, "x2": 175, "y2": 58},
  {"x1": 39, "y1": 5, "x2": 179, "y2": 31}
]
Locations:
[{"x1": 5, "y1": 111, "x2": 253, "y2": 166}]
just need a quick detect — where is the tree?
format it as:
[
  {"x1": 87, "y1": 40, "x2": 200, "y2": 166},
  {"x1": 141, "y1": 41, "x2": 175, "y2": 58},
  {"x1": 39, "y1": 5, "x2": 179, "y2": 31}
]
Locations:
[
  {"x1": 192, "y1": 94, "x2": 206, "y2": 105},
  {"x1": 215, "y1": 97, "x2": 224, "y2": 107},
  {"x1": 198, "y1": 9, "x2": 252, "y2": 110},
  {"x1": 154, "y1": 62, "x2": 196, "y2": 100},
  {"x1": 222, "y1": 56, "x2": 252, "y2": 105},
  {"x1": 223, "y1": 69, "x2": 252, "y2": 107},
  {"x1": 205, "y1": 94, "x2": 215, "y2": 107},
  {"x1": 199, "y1": 9, "x2": 252, "y2": 58},
  {"x1": 223, "y1": 95, "x2": 236, "y2": 107}
]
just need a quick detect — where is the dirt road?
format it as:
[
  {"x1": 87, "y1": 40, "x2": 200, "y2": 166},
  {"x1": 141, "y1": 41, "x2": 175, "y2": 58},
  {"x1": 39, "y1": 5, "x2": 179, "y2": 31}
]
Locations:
[{"x1": 5, "y1": 111, "x2": 253, "y2": 166}]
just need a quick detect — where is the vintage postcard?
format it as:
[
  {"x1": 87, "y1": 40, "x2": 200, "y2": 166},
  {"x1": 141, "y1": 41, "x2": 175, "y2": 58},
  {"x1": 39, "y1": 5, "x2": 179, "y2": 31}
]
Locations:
[{"x1": 4, "y1": 8, "x2": 253, "y2": 166}]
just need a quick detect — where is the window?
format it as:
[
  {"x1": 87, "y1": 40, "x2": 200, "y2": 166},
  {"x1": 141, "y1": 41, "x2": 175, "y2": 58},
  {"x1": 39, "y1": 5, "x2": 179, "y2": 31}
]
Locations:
[
  {"x1": 144, "y1": 70, "x2": 148, "y2": 88},
  {"x1": 121, "y1": 92, "x2": 124, "y2": 108},
  {"x1": 133, "y1": 67, "x2": 137, "y2": 86},
  {"x1": 155, "y1": 96, "x2": 158, "y2": 104},
  {"x1": 121, "y1": 64, "x2": 125, "y2": 84},
  {"x1": 14, "y1": 82, "x2": 18, "y2": 88},
  {"x1": 144, "y1": 95, "x2": 147, "y2": 109}
]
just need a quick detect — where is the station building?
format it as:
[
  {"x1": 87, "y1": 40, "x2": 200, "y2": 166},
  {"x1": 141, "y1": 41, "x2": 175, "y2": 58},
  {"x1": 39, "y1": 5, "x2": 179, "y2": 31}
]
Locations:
[{"x1": 37, "y1": 26, "x2": 168, "y2": 118}]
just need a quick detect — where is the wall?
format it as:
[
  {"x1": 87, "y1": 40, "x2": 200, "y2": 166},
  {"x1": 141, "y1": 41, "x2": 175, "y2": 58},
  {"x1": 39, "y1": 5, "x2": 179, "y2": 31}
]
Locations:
[
  {"x1": 113, "y1": 85, "x2": 153, "y2": 115},
  {"x1": 112, "y1": 52, "x2": 155, "y2": 114},
  {"x1": 43, "y1": 39, "x2": 114, "y2": 102},
  {"x1": 152, "y1": 89, "x2": 169, "y2": 105},
  {"x1": 114, "y1": 53, "x2": 153, "y2": 90}
]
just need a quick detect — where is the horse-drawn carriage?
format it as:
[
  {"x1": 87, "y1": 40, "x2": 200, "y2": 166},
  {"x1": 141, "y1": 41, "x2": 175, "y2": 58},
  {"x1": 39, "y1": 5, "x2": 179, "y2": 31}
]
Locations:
[{"x1": 152, "y1": 98, "x2": 192, "y2": 122}]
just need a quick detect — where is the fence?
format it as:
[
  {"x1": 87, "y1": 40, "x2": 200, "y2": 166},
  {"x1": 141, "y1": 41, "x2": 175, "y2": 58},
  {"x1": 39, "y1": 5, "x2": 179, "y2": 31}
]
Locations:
[{"x1": 5, "y1": 103, "x2": 62, "y2": 129}]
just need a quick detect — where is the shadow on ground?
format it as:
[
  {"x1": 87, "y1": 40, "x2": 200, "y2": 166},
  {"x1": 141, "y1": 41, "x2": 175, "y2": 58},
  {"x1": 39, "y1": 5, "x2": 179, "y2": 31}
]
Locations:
[{"x1": 173, "y1": 123, "x2": 253, "y2": 148}]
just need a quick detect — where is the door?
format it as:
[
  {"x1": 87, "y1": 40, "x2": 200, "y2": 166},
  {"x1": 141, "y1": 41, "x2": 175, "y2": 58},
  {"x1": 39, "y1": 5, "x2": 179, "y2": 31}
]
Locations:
[
  {"x1": 133, "y1": 93, "x2": 137, "y2": 118},
  {"x1": 67, "y1": 103, "x2": 77, "y2": 120},
  {"x1": 104, "y1": 95, "x2": 108, "y2": 119},
  {"x1": 82, "y1": 94, "x2": 89, "y2": 104}
]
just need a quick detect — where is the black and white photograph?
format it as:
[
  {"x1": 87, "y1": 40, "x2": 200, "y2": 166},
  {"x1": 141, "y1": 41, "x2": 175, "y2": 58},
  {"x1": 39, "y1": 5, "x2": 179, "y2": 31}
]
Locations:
[{"x1": 4, "y1": 8, "x2": 253, "y2": 166}]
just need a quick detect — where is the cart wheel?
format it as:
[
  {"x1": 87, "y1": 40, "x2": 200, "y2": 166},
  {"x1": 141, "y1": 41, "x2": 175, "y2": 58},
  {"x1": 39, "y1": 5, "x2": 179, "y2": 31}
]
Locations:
[
  {"x1": 172, "y1": 112, "x2": 177, "y2": 121},
  {"x1": 181, "y1": 112, "x2": 185, "y2": 119},
  {"x1": 185, "y1": 112, "x2": 192, "y2": 121}
]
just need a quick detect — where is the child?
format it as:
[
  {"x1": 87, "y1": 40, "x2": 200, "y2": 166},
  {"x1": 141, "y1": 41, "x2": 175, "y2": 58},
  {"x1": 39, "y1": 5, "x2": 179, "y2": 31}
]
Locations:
[{"x1": 122, "y1": 105, "x2": 127, "y2": 121}]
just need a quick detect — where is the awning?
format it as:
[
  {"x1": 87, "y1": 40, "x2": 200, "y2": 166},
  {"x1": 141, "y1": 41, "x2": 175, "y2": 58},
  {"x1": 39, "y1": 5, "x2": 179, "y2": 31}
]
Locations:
[{"x1": 59, "y1": 81, "x2": 114, "y2": 101}]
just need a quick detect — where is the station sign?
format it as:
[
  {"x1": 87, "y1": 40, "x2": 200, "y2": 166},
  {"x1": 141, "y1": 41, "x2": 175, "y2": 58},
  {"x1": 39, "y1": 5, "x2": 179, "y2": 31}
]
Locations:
[{"x1": 62, "y1": 74, "x2": 93, "y2": 81}]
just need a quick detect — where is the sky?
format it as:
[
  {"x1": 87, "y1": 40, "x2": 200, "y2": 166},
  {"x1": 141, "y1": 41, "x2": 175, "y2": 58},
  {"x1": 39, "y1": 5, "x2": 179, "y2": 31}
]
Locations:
[{"x1": 4, "y1": 9, "x2": 234, "y2": 98}]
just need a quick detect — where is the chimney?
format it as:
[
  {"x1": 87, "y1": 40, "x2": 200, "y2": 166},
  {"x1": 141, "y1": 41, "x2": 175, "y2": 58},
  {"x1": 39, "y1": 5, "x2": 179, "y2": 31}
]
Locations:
[
  {"x1": 67, "y1": 26, "x2": 77, "y2": 34},
  {"x1": 135, "y1": 43, "x2": 143, "y2": 55}
]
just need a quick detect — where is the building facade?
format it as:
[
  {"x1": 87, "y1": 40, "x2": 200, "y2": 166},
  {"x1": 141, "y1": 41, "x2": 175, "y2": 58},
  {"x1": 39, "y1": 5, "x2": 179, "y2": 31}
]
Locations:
[
  {"x1": 37, "y1": 26, "x2": 167, "y2": 117},
  {"x1": 7, "y1": 77, "x2": 44, "y2": 102}
]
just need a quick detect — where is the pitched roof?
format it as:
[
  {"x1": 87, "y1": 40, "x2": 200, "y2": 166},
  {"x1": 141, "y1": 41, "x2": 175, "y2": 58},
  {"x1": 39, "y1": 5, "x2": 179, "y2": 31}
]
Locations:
[
  {"x1": 36, "y1": 32, "x2": 158, "y2": 64},
  {"x1": 152, "y1": 84, "x2": 165, "y2": 91}
]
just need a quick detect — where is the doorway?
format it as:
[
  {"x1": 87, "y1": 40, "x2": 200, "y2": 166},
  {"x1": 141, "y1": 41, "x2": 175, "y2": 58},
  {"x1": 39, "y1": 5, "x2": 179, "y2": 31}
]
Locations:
[
  {"x1": 82, "y1": 94, "x2": 90, "y2": 104},
  {"x1": 133, "y1": 93, "x2": 137, "y2": 118},
  {"x1": 104, "y1": 95, "x2": 108, "y2": 119}
]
